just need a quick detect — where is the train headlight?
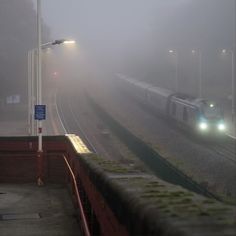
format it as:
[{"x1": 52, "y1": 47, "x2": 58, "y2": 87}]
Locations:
[
  {"x1": 199, "y1": 122, "x2": 208, "y2": 130},
  {"x1": 218, "y1": 123, "x2": 226, "y2": 131}
]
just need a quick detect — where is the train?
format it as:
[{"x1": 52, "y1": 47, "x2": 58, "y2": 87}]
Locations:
[{"x1": 116, "y1": 73, "x2": 226, "y2": 135}]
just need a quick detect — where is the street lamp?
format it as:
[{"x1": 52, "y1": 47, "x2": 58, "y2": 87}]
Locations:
[
  {"x1": 28, "y1": 39, "x2": 76, "y2": 136},
  {"x1": 191, "y1": 49, "x2": 202, "y2": 98},
  {"x1": 221, "y1": 49, "x2": 235, "y2": 123},
  {"x1": 62, "y1": 40, "x2": 76, "y2": 44},
  {"x1": 168, "y1": 49, "x2": 178, "y2": 92},
  {"x1": 34, "y1": 0, "x2": 76, "y2": 185},
  {"x1": 47, "y1": 39, "x2": 75, "y2": 47},
  {"x1": 28, "y1": 50, "x2": 36, "y2": 135},
  {"x1": 36, "y1": 0, "x2": 43, "y2": 186}
]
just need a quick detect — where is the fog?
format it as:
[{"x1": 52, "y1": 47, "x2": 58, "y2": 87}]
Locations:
[
  {"x1": 0, "y1": 0, "x2": 235, "y2": 110},
  {"x1": 0, "y1": 0, "x2": 235, "y2": 204},
  {"x1": 40, "y1": 0, "x2": 235, "y2": 101}
]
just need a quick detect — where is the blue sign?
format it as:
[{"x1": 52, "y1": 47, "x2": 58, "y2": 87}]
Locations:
[{"x1": 35, "y1": 105, "x2": 46, "y2": 120}]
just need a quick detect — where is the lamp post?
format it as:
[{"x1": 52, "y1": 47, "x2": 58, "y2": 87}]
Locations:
[
  {"x1": 28, "y1": 49, "x2": 37, "y2": 135},
  {"x1": 221, "y1": 49, "x2": 235, "y2": 123},
  {"x1": 192, "y1": 50, "x2": 203, "y2": 98},
  {"x1": 169, "y1": 50, "x2": 178, "y2": 92},
  {"x1": 36, "y1": 0, "x2": 43, "y2": 186},
  {"x1": 34, "y1": 0, "x2": 76, "y2": 185},
  {"x1": 27, "y1": 39, "x2": 75, "y2": 136}
]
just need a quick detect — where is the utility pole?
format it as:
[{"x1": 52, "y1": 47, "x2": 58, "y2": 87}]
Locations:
[
  {"x1": 198, "y1": 51, "x2": 202, "y2": 98},
  {"x1": 37, "y1": 0, "x2": 44, "y2": 186},
  {"x1": 233, "y1": 0, "x2": 236, "y2": 136}
]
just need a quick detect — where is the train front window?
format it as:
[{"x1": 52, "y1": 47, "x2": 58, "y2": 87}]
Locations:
[{"x1": 202, "y1": 105, "x2": 222, "y2": 119}]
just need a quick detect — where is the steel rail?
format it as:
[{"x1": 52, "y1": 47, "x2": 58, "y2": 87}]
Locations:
[
  {"x1": 88, "y1": 96, "x2": 221, "y2": 200},
  {"x1": 63, "y1": 155, "x2": 91, "y2": 236},
  {"x1": 56, "y1": 92, "x2": 97, "y2": 153},
  {"x1": 55, "y1": 92, "x2": 68, "y2": 133},
  {"x1": 67, "y1": 99, "x2": 98, "y2": 154}
]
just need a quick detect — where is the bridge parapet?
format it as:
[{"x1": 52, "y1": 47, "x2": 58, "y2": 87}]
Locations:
[{"x1": 0, "y1": 135, "x2": 235, "y2": 235}]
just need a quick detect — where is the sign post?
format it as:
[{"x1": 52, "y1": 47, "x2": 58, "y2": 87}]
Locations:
[
  {"x1": 35, "y1": 104, "x2": 46, "y2": 186},
  {"x1": 36, "y1": 0, "x2": 43, "y2": 186}
]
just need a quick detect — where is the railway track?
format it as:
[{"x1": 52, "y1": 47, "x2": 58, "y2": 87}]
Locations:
[
  {"x1": 55, "y1": 92, "x2": 97, "y2": 153},
  {"x1": 55, "y1": 87, "x2": 235, "y2": 201},
  {"x1": 207, "y1": 140, "x2": 236, "y2": 166},
  {"x1": 85, "y1": 95, "x2": 221, "y2": 201},
  {"x1": 125, "y1": 92, "x2": 236, "y2": 167}
]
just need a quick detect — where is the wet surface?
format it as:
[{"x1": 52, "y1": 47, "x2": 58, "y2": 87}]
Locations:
[{"x1": 0, "y1": 184, "x2": 80, "y2": 236}]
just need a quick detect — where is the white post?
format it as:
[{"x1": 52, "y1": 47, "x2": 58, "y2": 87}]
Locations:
[
  {"x1": 37, "y1": 0, "x2": 43, "y2": 186},
  {"x1": 169, "y1": 50, "x2": 178, "y2": 92},
  {"x1": 27, "y1": 51, "x2": 32, "y2": 135},
  {"x1": 36, "y1": 48, "x2": 39, "y2": 135},
  {"x1": 231, "y1": 50, "x2": 235, "y2": 123},
  {"x1": 28, "y1": 50, "x2": 37, "y2": 136},
  {"x1": 31, "y1": 50, "x2": 36, "y2": 135},
  {"x1": 37, "y1": 0, "x2": 42, "y2": 151},
  {"x1": 199, "y1": 51, "x2": 202, "y2": 98},
  {"x1": 175, "y1": 52, "x2": 178, "y2": 92}
]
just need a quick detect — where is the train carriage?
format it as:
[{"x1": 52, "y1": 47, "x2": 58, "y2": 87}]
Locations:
[
  {"x1": 116, "y1": 74, "x2": 226, "y2": 135},
  {"x1": 146, "y1": 86, "x2": 173, "y2": 114}
]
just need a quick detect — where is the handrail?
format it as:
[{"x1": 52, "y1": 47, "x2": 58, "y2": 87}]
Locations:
[{"x1": 63, "y1": 155, "x2": 91, "y2": 236}]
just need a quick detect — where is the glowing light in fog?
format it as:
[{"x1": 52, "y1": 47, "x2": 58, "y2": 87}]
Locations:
[
  {"x1": 218, "y1": 123, "x2": 226, "y2": 131},
  {"x1": 221, "y1": 49, "x2": 227, "y2": 54},
  {"x1": 199, "y1": 122, "x2": 208, "y2": 130},
  {"x1": 63, "y1": 40, "x2": 76, "y2": 44}
]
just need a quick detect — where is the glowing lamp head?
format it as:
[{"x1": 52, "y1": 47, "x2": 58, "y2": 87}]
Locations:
[
  {"x1": 210, "y1": 104, "x2": 214, "y2": 108},
  {"x1": 222, "y1": 49, "x2": 227, "y2": 54},
  {"x1": 63, "y1": 40, "x2": 76, "y2": 44}
]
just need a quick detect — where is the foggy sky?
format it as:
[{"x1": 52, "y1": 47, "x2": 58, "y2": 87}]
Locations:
[
  {"x1": 39, "y1": 1, "x2": 235, "y2": 71},
  {"x1": 41, "y1": 0, "x2": 235, "y2": 48},
  {"x1": 38, "y1": 0, "x2": 235, "y2": 100}
]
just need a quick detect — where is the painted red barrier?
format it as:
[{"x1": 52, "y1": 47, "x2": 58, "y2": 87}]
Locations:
[
  {"x1": 63, "y1": 155, "x2": 91, "y2": 236},
  {"x1": 0, "y1": 136, "x2": 130, "y2": 236},
  {"x1": 2, "y1": 136, "x2": 234, "y2": 236}
]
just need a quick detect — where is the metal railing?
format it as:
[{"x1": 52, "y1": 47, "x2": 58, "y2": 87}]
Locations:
[{"x1": 63, "y1": 155, "x2": 91, "y2": 236}]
